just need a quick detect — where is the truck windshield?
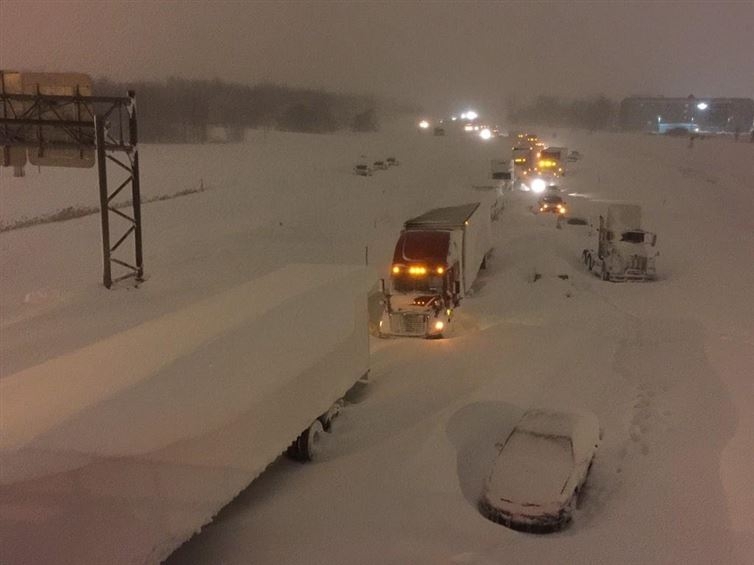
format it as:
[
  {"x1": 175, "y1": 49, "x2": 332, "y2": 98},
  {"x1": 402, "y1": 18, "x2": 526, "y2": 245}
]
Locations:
[
  {"x1": 393, "y1": 275, "x2": 444, "y2": 293},
  {"x1": 621, "y1": 231, "x2": 645, "y2": 243}
]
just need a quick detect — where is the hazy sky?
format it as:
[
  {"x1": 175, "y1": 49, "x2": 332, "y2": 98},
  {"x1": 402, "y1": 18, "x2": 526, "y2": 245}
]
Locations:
[{"x1": 2, "y1": 1, "x2": 753, "y2": 117}]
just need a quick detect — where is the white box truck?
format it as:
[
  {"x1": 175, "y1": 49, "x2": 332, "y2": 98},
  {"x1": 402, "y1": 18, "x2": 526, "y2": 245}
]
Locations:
[
  {"x1": 380, "y1": 203, "x2": 492, "y2": 338},
  {"x1": 0, "y1": 264, "x2": 373, "y2": 565}
]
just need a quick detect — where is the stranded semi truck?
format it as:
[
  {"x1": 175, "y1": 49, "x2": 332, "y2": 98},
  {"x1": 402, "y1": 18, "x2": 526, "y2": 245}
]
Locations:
[
  {"x1": 535, "y1": 146, "x2": 568, "y2": 177},
  {"x1": 379, "y1": 203, "x2": 493, "y2": 338},
  {"x1": 582, "y1": 204, "x2": 658, "y2": 281}
]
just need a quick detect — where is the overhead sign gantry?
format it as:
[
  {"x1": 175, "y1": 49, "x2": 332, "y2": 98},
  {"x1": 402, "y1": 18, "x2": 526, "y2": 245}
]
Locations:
[{"x1": 1, "y1": 71, "x2": 144, "y2": 288}]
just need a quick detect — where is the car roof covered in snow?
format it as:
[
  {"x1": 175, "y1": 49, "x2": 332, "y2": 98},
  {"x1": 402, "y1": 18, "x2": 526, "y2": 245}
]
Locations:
[
  {"x1": 487, "y1": 431, "x2": 574, "y2": 505},
  {"x1": 515, "y1": 409, "x2": 599, "y2": 461}
]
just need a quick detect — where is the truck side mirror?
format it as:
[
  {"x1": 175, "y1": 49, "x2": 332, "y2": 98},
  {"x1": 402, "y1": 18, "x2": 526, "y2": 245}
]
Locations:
[
  {"x1": 453, "y1": 279, "x2": 462, "y2": 307},
  {"x1": 380, "y1": 278, "x2": 393, "y2": 312}
]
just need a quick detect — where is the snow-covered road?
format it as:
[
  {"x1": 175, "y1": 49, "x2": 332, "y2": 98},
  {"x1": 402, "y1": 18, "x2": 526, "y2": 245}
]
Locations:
[{"x1": 2, "y1": 125, "x2": 752, "y2": 564}]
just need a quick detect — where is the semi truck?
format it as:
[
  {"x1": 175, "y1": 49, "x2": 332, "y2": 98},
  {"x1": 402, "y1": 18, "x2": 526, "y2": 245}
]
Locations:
[
  {"x1": 379, "y1": 203, "x2": 492, "y2": 338},
  {"x1": 0, "y1": 264, "x2": 373, "y2": 565},
  {"x1": 582, "y1": 204, "x2": 658, "y2": 281},
  {"x1": 511, "y1": 146, "x2": 534, "y2": 187},
  {"x1": 535, "y1": 146, "x2": 568, "y2": 177}
]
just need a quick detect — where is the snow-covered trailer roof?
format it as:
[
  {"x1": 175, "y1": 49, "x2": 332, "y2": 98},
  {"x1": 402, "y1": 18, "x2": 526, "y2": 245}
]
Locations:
[{"x1": 404, "y1": 203, "x2": 480, "y2": 230}]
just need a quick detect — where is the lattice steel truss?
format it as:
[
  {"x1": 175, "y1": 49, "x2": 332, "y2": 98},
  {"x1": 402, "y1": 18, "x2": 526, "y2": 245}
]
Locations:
[{"x1": 1, "y1": 87, "x2": 144, "y2": 288}]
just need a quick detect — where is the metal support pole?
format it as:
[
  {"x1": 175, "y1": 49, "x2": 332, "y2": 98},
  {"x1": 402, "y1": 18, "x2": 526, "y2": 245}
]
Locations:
[
  {"x1": 95, "y1": 115, "x2": 112, "y2": 288},
  {"x1": 128, "y1": 91, "x2": 144, "y2": 281},
  {"x1": 131, "y1": 150, "x2": 144, "y2": 280}
]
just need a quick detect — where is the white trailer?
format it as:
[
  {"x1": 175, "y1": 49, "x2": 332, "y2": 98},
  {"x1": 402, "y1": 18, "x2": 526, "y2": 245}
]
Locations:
[
  {"x1": 0, "y1": 264, "x2": 373, "y2": 565},
  {"x1": 582, "y1": 204, "x2": 658, "y2": 281},
  {"x1": 473, "y1": 183, "x2": 505, "y2": 221},
  {"x1": 380, "y1": 203, "x2": 492, "y2": 338}
]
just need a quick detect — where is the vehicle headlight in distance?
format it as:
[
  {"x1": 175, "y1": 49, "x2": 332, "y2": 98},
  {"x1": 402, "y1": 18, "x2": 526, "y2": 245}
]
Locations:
[
  {"x1": 531, "y1": 178, "x2": 547, "y2": 193},
  {"x1": 434, "y1": 320, "x2": 445, "y2": 331}
]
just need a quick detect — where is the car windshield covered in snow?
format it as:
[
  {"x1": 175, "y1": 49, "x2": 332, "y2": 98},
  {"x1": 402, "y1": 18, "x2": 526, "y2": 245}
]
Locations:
[{"x1": 492, "y1": 430, "x2": 574, "y2": 503}]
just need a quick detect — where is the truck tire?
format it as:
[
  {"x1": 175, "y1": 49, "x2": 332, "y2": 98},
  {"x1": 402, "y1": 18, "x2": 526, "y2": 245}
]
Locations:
[{"x1": 288, "y1": 419, "x2": 325, "y2": 462}]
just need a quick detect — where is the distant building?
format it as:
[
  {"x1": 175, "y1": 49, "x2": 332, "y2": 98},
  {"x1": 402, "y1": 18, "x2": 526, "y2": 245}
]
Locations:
[{"x1": 619, "y1": 96, "x2": 754, "y2": 134}]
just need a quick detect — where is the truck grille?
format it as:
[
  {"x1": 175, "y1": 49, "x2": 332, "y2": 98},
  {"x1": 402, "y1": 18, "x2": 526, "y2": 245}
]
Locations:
[
  {"x1": 628, "y1": 256, "x2": 647, "y2": 271},
  {"x1": 390, "y1": 312, "x2": 427, "y2": 336}
]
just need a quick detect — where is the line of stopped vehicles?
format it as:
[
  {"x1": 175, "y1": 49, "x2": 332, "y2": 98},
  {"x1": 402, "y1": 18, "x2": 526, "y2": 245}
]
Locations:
[
  {"x1": 510, "y1": 132, "x2": 659, "y2": 282},
  {"x1": 353, "y1": 155, "x2": 400, "y2": 176},
  {"x1": 378, "y1": 132, "x2": 659, "y2": 342},
  {"x1": 373, "y1": 172, "x2": 602, "y2": 532}
]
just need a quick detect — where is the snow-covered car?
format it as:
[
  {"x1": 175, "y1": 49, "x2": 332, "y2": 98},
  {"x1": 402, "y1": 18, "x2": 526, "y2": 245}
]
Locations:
[
  {"x1": 537, "y1": 194, "x2": 567, "y2": 215},
  {"x1": 373, "y1": 160, "x2": 388, "y2": 170},
  {"x1": 386, "y1": 156, "x2": 400, "y2": 166},
  {"x1": 479, "y1": 409, "x2": 599, "y2": 533},
  {"x1": 353, "y1": 163, "x2": 373, "y2": 176},
  {"x1": 567, "y1": 150, "x2": 582, "y2": 162}
]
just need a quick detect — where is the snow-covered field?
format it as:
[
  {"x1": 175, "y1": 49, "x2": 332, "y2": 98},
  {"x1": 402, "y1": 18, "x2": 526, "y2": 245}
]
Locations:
[{"x1": 2, "y1": 125, "x2": 753, "y2": 564}]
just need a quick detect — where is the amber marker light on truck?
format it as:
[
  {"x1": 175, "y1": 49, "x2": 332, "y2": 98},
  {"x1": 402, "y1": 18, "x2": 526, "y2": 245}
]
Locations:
[
  {"x1": 436, "y1": 266, "x2": 445, "y2": 274},
  {"x1": 392, "y1": 265, "x2": 401, "y2": 274},
  {"x1": 408, "y1": 266, "x2": 427, "y2": 275}
]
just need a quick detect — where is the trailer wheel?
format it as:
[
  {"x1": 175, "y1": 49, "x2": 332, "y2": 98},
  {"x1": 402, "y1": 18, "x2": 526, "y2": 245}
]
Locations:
[{"x1": 288, "y1": 419, "x2": 325, "y2": 462}]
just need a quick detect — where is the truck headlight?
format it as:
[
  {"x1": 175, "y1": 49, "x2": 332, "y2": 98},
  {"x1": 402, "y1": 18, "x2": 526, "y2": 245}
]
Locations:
[
  {"x1": 531, "y1": 178, "x2": 546, "y2": 193},
  {"x1": 434, "y1": 320, "x2": 444, "y2": 331}
]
